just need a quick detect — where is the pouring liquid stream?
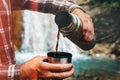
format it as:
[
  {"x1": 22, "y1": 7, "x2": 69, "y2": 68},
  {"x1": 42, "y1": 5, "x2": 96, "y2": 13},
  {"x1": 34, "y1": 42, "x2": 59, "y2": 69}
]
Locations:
[{"x1": 55, "y1": 29, "x2": 60, "y2": 53}]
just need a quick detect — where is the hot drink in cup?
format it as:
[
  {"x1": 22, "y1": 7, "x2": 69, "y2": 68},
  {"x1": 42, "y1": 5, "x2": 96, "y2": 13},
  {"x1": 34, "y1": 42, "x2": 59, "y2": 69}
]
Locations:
[{"x1": 47, "y1": 52, "x2": 72, "y2": 64}]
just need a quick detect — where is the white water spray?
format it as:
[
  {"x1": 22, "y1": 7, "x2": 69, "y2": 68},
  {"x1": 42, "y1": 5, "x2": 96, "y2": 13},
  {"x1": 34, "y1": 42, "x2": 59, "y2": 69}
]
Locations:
[
  {"x1": 15, "y1": 10, "x2": 91, "y2": 64},
  {"x1": 15, "y1": 10, "x2": 120, "y2": 80}
]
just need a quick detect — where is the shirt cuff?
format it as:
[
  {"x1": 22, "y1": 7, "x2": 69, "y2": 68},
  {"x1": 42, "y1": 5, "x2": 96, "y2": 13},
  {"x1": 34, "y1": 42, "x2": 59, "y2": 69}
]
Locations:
[
  {"x1": 68, "y1": 4, "x2": 86, "y2": 13},
  {"x1": 8, "y1": 64, "x2": 20, "y2": 80}
]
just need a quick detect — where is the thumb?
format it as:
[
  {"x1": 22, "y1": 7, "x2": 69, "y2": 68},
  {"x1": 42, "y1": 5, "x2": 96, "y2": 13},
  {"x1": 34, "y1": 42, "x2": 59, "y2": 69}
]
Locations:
[
  {"x1": 30, "y1": 71, "x2": 38, "y2": 80},
  {"x1": 39, "y1": 56, "x2": 48, "y2": 62}
]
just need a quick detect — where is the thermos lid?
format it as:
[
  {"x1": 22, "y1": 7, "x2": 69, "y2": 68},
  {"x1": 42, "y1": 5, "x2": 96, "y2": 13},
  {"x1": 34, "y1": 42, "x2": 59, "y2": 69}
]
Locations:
[{"x1": 55, "y1": 11, "x2": 72, "y2": 28}]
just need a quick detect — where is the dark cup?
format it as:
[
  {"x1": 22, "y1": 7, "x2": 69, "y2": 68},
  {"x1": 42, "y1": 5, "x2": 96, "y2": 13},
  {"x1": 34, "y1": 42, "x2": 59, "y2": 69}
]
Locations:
[{"x1": 47, "y1": 52, "x2": 72, "y2": 63}]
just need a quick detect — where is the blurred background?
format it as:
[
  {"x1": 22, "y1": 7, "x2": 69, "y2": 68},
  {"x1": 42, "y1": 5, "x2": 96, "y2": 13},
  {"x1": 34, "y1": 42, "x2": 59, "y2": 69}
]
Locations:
[
  {"x1": 74, "y1": 0, "x2": 120, "y2": 57},
  {"x1": 12, "y1": 0, "x2": 120, "y2": 80}
]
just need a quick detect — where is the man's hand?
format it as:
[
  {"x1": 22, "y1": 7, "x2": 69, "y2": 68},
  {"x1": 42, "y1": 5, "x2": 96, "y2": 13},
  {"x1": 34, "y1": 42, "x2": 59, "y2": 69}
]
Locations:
[
  {"x1": 71, "y1": 8, "x2": 94, "y2": 42},
  {"x1": 20, "y1": 56, "x2": 74, "y2": 80}
]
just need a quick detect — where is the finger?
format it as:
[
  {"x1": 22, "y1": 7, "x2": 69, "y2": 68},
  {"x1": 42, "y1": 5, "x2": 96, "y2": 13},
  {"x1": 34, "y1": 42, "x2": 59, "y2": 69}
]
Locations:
[
  {"x1": 82, "y1": 24, "x2": 91, "y2": 36},
  {"x1": 51, "y1": 68, "x2": 74, "y2": 79},
  {"x1": 84, "y1": 31, "x2": 94, "y2": 42},
  {"x1": 82, "y1": 18, "x2": 94, "y2": 33},
  {"x1": 40, "y1": 56, "x2": 48, "y2": 60},
  {"x1": 37, "y1": 56, "x2": 48, "y2": 62},
  {"x1": 45, "y1": 63, "x2": 73, "y2": 72},
  {"x1": 30, "y1": 75, "x2": 38, "y2": 80},
  {"x1": 38, "y1": 68, "x2": 74, "y2": 79},
  {"x1": 82, "y1": 24, "x2": 94, "y2": 42}
]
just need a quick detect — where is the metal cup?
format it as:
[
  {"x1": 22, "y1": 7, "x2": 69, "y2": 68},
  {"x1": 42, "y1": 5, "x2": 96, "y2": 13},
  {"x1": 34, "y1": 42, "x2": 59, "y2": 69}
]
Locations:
[
  {"x1": 47, "y1": 52, "x2": 72, "y2": 80},
  {"x1": 47, "y1": 52, "x2": 72, "y2": 64}
]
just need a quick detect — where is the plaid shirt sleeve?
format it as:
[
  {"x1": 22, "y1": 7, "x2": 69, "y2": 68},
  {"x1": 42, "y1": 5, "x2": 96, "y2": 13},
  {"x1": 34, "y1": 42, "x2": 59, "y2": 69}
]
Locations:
[
  {"x1": 0, "y1": 64, "x2": 20, "y2": 80},
  {"x1": 0, "y1": 0, "x2": 83, "y2": 80},
  {"x1": 23, "y1": 0, "x2": 82, "y2": 14},
  {"x1": 0, "y1": 0, "x2": 20, "y2": 80}
]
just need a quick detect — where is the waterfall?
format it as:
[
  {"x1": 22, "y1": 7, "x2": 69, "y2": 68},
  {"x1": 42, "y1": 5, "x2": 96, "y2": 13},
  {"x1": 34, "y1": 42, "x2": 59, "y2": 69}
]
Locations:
[
  {"x1": 15, "y1": 10, "x2": 120, "y2": 80},
  {"x1": 15, "y1": 10, "x2": 91, "y2": 64}
]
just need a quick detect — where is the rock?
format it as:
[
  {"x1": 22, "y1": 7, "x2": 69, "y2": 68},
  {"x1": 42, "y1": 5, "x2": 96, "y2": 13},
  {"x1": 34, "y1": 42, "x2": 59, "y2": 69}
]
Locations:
[{"x1": 12, "y1": 10, "x2": 23, "y2": 51}]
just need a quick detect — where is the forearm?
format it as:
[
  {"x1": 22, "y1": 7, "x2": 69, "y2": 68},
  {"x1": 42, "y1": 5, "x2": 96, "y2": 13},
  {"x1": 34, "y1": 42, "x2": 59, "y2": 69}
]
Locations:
[{"x1": 0, "y1": 64, "x2": 20, "y2": 80}]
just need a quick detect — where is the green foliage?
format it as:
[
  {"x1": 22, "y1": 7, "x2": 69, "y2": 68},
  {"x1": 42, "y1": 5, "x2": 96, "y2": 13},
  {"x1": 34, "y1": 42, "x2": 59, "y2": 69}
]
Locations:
[
  {"x1": 78, "y1": 0, "x2": 120, "y2": 43},
  {"x1": 91, "y1": 0, "x2": 120, "y2": 3},
  {"x1": 90, "y1": 0, "x2": 120, "y2": 8}
]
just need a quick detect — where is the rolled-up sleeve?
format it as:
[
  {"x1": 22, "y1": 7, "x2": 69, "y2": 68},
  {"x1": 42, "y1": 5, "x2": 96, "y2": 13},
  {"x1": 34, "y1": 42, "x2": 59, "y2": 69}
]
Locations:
[
  {"x1": 23, "y1": 0, "x2": 82, "y2": 14},
  {"x1": 0, "y1": 64, "x2": 20, "y2": 80}
]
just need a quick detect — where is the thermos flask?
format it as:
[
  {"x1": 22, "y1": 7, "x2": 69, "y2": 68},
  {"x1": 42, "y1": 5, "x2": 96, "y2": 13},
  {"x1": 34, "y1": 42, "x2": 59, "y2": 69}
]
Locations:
[{"x1": 55, "y1": 11, "x2": 96, "y2": 50}]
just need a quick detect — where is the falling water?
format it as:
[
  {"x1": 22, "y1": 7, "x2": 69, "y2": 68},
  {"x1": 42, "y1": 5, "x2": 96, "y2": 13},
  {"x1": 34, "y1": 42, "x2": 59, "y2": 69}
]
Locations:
[
  {"x1": 15, "y1": 10, "x2": 91, "y2": 62},
  {"x1": 15, "y1": 10, "x2": 120, "y2": 80}
]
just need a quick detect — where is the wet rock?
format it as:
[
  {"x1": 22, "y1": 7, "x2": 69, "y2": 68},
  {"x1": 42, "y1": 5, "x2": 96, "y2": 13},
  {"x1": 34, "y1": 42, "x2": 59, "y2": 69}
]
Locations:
[{"x1": 12, "y1": 10, "x2": 23, "y2": 51}]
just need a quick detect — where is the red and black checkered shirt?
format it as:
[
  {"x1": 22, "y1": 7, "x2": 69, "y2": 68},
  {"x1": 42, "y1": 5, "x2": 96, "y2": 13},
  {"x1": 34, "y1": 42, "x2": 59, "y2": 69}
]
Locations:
[{"x1": 0, "y1": 0, "x2": 80, "y2": 80}]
